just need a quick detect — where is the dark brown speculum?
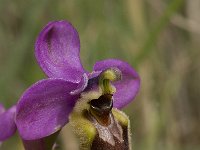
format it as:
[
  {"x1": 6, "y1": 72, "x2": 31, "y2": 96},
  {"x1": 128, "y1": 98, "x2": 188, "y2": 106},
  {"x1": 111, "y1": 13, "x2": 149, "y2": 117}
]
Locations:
[
  {"x1": 86, "y1": 94, "x2": 130, "y2": 150},
  {"x1": 89, "y1": 94, "x2": 113, "y2": 126}
]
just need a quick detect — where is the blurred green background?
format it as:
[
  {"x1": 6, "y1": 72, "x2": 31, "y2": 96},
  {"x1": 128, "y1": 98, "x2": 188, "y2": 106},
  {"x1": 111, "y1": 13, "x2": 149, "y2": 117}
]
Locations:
[{"x1": 0, "y1": 0, "x2": 200, "y2": 149}]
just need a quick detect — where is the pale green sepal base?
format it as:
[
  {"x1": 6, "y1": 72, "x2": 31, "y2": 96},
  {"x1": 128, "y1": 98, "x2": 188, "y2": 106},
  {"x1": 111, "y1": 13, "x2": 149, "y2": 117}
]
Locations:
[{"x1": 69, "y1": 112, "x2": 96, "y2": 150}]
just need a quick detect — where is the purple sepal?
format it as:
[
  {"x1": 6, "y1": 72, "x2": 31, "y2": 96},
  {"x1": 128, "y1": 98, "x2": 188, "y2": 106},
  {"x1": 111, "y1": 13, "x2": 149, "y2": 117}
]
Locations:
[
  {"x1": 0, "y1": 105, "x2": 17, "y2": 141},
  {"x1": 35, "y1": 20, "x2": 86, "y2": 83},
  {"x1": 94, "y1": 59, "x2": 140, "y2": 109},
  {"x1": 15, "y1": 79, "x2": 79, "y2": 140}
]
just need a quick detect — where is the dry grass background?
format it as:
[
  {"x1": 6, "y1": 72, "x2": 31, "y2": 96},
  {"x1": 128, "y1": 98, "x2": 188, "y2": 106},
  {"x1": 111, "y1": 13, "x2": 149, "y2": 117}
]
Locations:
[{"x1": 0, "y1": 0, "x2": 200, "y2": 149}]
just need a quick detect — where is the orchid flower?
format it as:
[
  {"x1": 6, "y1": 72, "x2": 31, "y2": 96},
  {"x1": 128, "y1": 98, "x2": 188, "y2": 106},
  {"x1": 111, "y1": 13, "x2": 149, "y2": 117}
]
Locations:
[{"x1": 0, "y1": 20, "x2": 140, "y2": 150}]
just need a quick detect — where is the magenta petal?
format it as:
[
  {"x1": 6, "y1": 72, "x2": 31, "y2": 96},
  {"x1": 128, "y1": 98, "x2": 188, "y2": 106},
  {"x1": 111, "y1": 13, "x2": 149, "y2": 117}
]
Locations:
[
  {"x1": 0, "y1": 105, "x2": 17, "y2": 141},
  {"x1": 15, "y1": 79, "x2": 79, "y2": 140},
  {"x1": 93, "y1": 59, "x2": 140, "y2": 109},
  {"x1": 35, "y1": 20, "x2": 85, "y2": 83}
]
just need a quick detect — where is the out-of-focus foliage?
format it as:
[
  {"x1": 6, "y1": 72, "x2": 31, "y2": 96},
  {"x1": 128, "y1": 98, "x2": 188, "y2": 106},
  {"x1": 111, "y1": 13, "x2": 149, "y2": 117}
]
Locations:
[{"x1": 0, "y1": 0, "x2": 200, "y2": 149}]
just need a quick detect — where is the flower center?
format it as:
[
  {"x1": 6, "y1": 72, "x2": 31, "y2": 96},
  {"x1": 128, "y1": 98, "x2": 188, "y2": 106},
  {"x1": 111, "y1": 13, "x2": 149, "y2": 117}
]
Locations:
[
  {"x1": 88, "y1": 68, "x2": 121, "y2": 126},
  {"x1": 89, "y1": 94, "x2": 113, "y2": 126},
  {"x1": 69, "y1": 68, "x2": 128, "y2": 149}
]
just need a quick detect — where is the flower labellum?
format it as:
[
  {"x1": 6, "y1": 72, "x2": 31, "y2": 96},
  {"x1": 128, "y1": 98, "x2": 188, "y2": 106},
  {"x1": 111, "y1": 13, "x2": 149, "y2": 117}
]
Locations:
[
  {"x1": 0, "y1": 20, "x2": 140, "y2": 150},
  {"x1": 70, "y1": 68, "x2": 132, "y2": 149}
]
